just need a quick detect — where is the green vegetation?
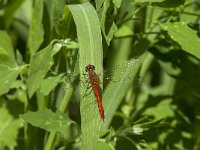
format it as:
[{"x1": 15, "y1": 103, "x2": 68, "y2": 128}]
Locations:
[{"x1": 0, "y1": 0, "x2": 200, "y2": 149}]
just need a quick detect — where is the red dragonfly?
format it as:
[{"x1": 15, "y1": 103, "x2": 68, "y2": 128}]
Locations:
[{"x1": 85, "y1": 64, "x2": 104, "y2": 122}]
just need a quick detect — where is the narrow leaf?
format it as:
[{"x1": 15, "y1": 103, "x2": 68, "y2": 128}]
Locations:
[
  {"x1": 0, "y1": 31, "x2": 16, "y2": 66},
  {"x1": 27, "y1": 0, "x2": 44, "y2": 55},
  {"x1": 68, "y1": 3, "x2": 103, "y2": 150},
  {"x1": 101, "y1": 58, "x2": 142, "y2": 130}
]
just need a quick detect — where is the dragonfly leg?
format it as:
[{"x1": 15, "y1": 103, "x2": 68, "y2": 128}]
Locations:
[{"x1": 82, "y1": 82, "x2": 93, "y2": 98}]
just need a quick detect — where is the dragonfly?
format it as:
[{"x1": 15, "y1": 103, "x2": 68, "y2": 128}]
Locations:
[
  {"x1": 84, "y1": 64, "x2": 104, "y2": 122},
  {"x1": 82, "y1": 58, "x2": 141, "y2": 122},
  {"x1": 47, "y1": 58, "x2": 141, "y2": 122}
]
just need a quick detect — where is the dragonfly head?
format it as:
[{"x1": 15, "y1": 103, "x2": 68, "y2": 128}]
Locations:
[{"x1": 85, "y1": 64, "x2": 95, "y2": 72}]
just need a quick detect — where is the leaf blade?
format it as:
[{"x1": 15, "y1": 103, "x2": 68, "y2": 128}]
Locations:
[
  {"x1": 27, "y1": 0, "x2": 44, "y2": 55},
  {"x1": 21, "y1": 109, "x2": 70, "y2": 134},
  {"x1": 162, "y1": 22, "x2": 200, "y2": 59},
  {"x1": 68, "y1": 3, "x2": 103, "y2": 150},
  {"x1": 101, "y1": 58, "x2": 142, "y2": 130},
  {"x1": 27, "y1": 44, "x2": 53, "y2": 98},
  {"x1": 0, "y1": 107, "x2": 23, "y2": 149}
]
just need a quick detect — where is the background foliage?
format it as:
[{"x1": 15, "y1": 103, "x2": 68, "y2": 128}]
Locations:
[{"x1": 0, "y1": 0, "x2": 200, "y2": 150}]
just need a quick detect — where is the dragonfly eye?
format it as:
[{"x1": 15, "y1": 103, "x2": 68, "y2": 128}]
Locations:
[{"x1": 91, "y1": 65, "x2": 95, "y2": 70}]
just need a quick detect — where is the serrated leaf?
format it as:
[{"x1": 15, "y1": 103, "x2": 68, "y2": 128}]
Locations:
[
  {"x1": 143, "y1": 98, "x2": 174, "y2": 119},
  {"x1": 27, "y1": 44, "x2": 53, "y2": 98},
  {"x1": 0, "y1": 107, "x2": 23, "y2": 149},
  {"x1": 0, "y1": 65, "x2": 21, "y2": 95},
  {"x1": 162, "y1": 22, "x2": 200, "y2": 60},
  {"x1": 39, "y1": 74, "x2": 64, "y2": 96},
  {"x1": 21, "y1": 109, "x2": 70, "y2": 134},
  {"x1": 0, "y1": 31, "x2": 21, "y2": 95}
]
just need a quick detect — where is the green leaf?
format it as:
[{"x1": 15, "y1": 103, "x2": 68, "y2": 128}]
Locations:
[
  {"x1": 27, "y1": 44, "x2": 53, "y2": 98},
  {"x1": 52, "y1": 0, "x2": 65, "y2": 27},
  {"x1": 135, "y1": 0, "x2": 185, "y2": 8},
  {"x1": 101, "y1": 58, "x2": 142, "y2": 130},
  {"x1": 68, "y1": 3, "x2": 103, "y2": 150},
  {"x1": 135, "y1": 0, "x2": 164, "y2": 2},
  {"x1": 27, "y1": 0, "x2": 44, "y2": 55},
  {"x1": 0, "y1": 31, "x2": 21, "y2": 95},
  {"x1": 153, "y1": 0, "x2": 185, "y2": 8},
  {"x1": 53, "y1": 0, "x2": 75, "y2": 37},
  {"x1": 39, "y1": 74, "x2": 64, "y2": 96},
  {"x1": 0, "y1": 107, "x2": 23, "y2": 149},
  {"x1": 0, "y1": 30, "x2": 16, "y2": 66},
  {"x1": 21, "y1": 109, "x2": 70, "y2": 134},
  {"x1": 98, "y1": 0, "x2": 117, "y2": 45},
  {"x1": 98, "y1": 141, "x2": 114, "y2": 150},
  {"x1": 98, "y1": 0, "x2": 110, "y2": 34},
  {"x1": 162, "y1": 22, "x2": 200, "y2": 60},
  {"x1": 0, "y1": 65, "x2": 21, "y2": 95},
  {"x1": 2, "y1": 0, "x2": 25, "y2": 28},
  {"x1": 106, "y1": 22, "x2": 118, "y2": 45},
  {"x1": 112, "y1": 0, "x2": 122, "y2": 8},
  {"x1": 95, "y1": 0, "x2": 104, "y2": 10},
  {"x1": 114, "y1": 25, "x2": 134, "y2": 37}
]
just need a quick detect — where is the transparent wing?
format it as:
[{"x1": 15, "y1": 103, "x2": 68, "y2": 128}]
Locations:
[{"x1": 103, "y1": 58, "x2": 142, "y2": 87}]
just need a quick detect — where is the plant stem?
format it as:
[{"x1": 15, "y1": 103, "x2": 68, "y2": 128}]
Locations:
[{"x1": 44, "y1": 83, "x2": 75, "y2": 150}]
